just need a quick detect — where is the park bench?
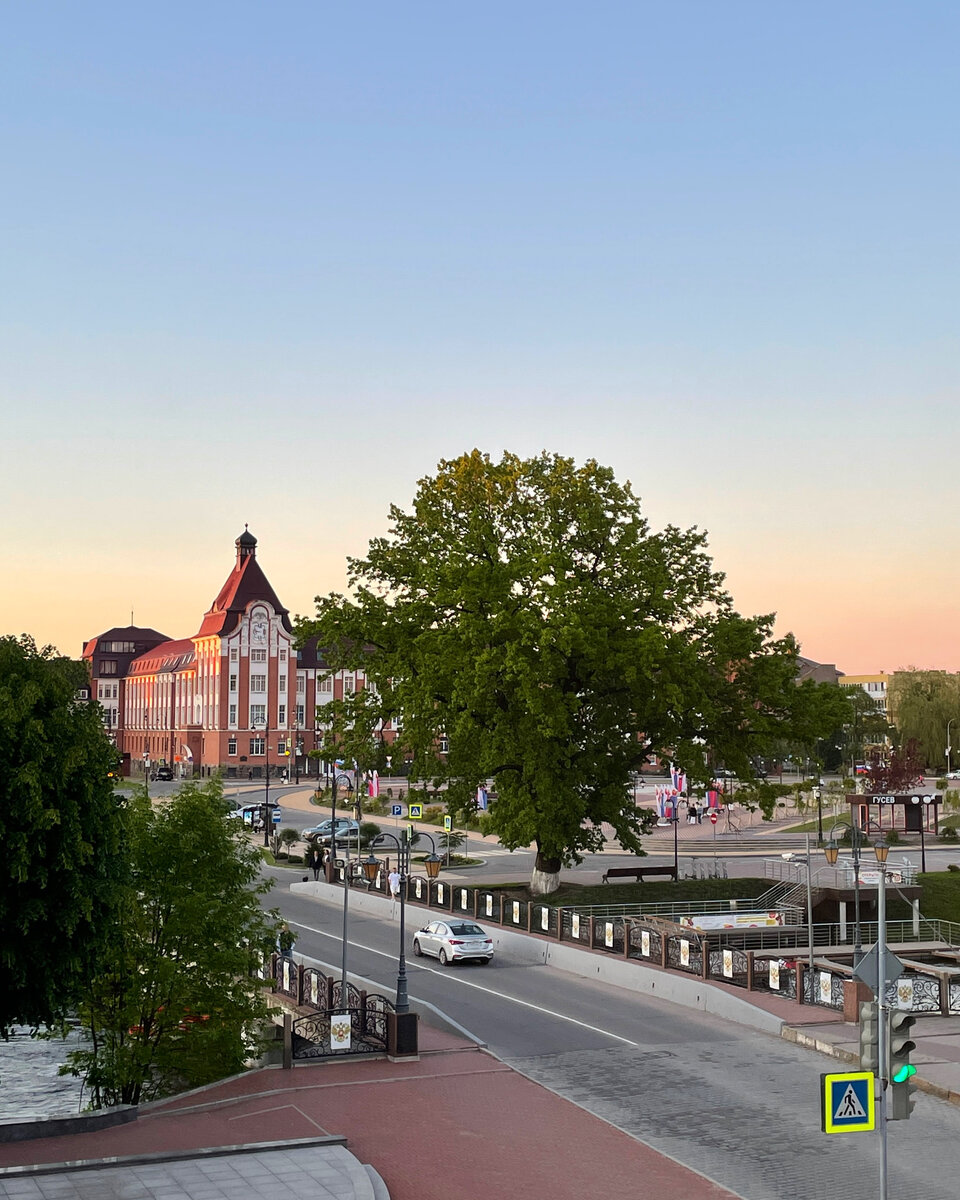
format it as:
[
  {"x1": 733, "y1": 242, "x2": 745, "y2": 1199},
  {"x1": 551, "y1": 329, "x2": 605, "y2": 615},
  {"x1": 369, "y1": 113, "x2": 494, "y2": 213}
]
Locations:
[{"x1": 602, "y1": 864, "x2": 677, "y2": 884}]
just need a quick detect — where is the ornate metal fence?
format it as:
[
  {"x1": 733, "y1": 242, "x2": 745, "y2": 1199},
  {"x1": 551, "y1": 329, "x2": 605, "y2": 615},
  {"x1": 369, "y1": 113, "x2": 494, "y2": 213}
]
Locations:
[{"x1": 708, "y1": 946, "x2": 749, "y2": 987}]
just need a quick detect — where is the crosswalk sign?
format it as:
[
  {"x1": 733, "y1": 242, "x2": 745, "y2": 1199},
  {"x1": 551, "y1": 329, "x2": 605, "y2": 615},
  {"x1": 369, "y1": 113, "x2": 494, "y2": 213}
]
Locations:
[
  {"x1": 409, "y1": 803, "x2": 423, "y2": 819},
  {"x1": 443, "y1": 815, "x2": 452, "y2": 832},
  {"x1": 821, "y1": 1072, "x2": 875, "y2": 1133}
]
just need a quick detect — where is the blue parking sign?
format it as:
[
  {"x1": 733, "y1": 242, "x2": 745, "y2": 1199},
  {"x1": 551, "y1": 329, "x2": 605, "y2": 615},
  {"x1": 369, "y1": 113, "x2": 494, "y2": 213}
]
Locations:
[{"x1": 391, "y1": 804, "x2": 403, "y2": 817}]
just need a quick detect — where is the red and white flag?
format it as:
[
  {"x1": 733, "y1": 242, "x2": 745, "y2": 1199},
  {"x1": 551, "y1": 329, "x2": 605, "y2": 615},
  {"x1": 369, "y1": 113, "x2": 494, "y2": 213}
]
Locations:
[{"x1": 368, "y1": 771, "x2": 380, "y2": 797}]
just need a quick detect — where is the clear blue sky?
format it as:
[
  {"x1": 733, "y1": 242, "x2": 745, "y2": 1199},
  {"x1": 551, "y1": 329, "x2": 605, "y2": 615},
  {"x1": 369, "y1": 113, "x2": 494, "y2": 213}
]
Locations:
[{"x1": 2, "y1": 3, "x2": 959, "y2": 671}]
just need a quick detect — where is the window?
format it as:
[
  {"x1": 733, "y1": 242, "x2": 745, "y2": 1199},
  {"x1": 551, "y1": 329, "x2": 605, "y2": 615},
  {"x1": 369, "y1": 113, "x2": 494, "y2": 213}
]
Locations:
[
  {"x1": 277, "y1": 739, "x2": 287, "y2": 756},
  {"x1": 98, "y1": 684, "x2": 106, "y2": 700},
  {"x1": 318, "y1": 674, "x2": 333, "y2": 694},
  {"x1": 278, "y1": 704, "x2": 286, "y2": 725},
  {"x1": 250, "y1": 703, "x2": 266, "y2": 726},
  {"x1": 343, "y1": 674, "x2": 355, "y2": 696},
  {"x1": 228, "y1": 737, "x2": 237, "y2": 756},
  {"x1": 296, "y1": 673, "x2": 305, "y2": 695},
  {"x1": 296, "y1": 703, "x2": 305, "y2": 725},
  {"x1": 249, "y1": 737, "x2": 265, "y2": 756},
  {"x1": 230, "y1": 647, "x2": 238, "y2": 662},
  {"x1": 279, "y1": 648, "x2": 287, "y2": 662},
  {"x1": 251, "y1": 649, "x2": 267, "y2": 663},
  {"x1": 229, "y1": 674, "x2": 237, "y2": 692},
  {"x1": 112, "y1": 684, "x2": 118, "y2": 698},
  {"x1": 279, "y1": 674, "x2": 286, "y2": 693},
  {"x1": 229, "y1": 703, "x2": 237, "y2": 725},
  {"x1": 100, "y1": 660, "x2": 118, "y2": 676},
  {"x1": 250, "y1": 674, "x2": 266, "y2": 692},
  {"x1": 102, "y1": 641, "x2": 136, "y2": 653}
]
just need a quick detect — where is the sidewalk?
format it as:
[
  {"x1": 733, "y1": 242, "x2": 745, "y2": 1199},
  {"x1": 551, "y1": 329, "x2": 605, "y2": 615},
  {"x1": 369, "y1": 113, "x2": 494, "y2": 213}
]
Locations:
[{"x1": 0, "y1": 1026, "x2": 740, "y2": 1200}]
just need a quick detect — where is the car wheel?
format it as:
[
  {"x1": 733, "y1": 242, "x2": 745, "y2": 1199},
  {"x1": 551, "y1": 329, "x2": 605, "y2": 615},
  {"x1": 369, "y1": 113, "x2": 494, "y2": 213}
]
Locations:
[
  {"x1": 438, "y1": 949, "x2": 449, "y2": 966},
  {"x1": 413, "y1": 940, "x2": 422, "y2": 957}
]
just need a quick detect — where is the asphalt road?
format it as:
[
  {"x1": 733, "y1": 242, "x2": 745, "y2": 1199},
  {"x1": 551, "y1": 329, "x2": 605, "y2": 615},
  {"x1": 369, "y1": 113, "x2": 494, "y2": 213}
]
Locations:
[{"x1": 266, "y1": 869, "x2": 960, "y2": 1200}]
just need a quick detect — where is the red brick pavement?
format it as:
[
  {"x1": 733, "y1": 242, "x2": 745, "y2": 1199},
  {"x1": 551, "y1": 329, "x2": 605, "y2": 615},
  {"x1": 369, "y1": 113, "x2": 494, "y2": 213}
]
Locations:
[{"x1": 0, "y1": 1027, "x2": 738, "y2": 1200}]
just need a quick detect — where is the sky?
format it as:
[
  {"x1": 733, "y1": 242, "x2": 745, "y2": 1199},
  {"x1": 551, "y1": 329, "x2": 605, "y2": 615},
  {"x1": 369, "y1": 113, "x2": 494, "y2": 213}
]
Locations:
[{"x1": 2, "y1": 3, "x2": 959, "y2": 673}]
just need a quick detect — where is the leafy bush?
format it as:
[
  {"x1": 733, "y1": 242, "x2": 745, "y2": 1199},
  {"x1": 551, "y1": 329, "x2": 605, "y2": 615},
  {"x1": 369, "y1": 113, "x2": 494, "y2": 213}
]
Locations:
[
  {"x1": 940, "y1": 825, "x2": 959, "y2": 843},
  {"x1": 423, "y1": 805, "x2": 445, "y2": 824},
  {"x1": 885, "y1": 829, "x2": 900, "y2": 845},
  {"x1": 362, "y1": 797, "x2": 387, "y2": 815},
  {"x1": 438, "y1": 829, "x2": 466, "y2": 852},
  {"x1": 359, "y1": 821, "x2": 382, "y2": 848}
]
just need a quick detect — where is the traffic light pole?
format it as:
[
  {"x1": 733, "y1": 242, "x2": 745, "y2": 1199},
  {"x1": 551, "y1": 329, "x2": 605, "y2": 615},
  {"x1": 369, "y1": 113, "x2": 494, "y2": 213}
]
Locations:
[{"x1": 876, "y1": 859, "x2": 889, "y2": 1200}]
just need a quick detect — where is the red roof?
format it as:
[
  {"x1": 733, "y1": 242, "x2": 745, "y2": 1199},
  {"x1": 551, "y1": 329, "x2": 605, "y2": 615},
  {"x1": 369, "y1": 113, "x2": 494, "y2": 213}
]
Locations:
[
  {"x1": 194, "y1": 550, "x2": 291, "y2": 639},
  {"x1": 128, "y1": 638, "x2": 196, "y2": 676}
]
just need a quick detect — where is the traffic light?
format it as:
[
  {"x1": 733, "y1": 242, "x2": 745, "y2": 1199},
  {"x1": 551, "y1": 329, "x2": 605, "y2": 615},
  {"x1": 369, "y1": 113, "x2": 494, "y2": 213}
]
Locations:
[
  {"x1": 888, "y1": 1010, "x2": 918, "y2": 1121},
  {"x1": 859, "y1": 1001, "x2": 880, "y2": 1074}
]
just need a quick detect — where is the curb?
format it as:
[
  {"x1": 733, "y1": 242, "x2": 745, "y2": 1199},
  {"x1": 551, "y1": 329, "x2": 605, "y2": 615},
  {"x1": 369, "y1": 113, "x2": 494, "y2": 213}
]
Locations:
[{"x1": 782, "y1": 1025, "x2": 960, "y2": 1106}]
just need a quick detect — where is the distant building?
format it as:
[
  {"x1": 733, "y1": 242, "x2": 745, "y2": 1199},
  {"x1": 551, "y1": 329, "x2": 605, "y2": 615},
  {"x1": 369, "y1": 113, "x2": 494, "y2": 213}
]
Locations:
[
  {"x1": 839, "y1": 672, "x2": 890, "y2": 716},
  {"x1": 795, "y1": 656, "x2": 841, "y2": 686},
  {"x1": 82, "y1": 626, "x2": 172, "y2": 753},
  {"x1": 84, "y1": 529, "x2": 382, "y2": 779}
]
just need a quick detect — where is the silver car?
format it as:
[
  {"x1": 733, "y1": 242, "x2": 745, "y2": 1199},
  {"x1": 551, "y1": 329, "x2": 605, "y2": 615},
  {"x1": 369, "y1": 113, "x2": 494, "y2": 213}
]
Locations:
[{"x1": 412, "y1": 920, "x2": 494, "y2": 965}]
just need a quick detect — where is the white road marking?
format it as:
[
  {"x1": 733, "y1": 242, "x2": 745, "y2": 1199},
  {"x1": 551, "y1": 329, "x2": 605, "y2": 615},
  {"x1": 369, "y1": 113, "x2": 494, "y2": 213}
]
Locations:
[{"x1": 288, "y1": 920, "x2": 640, "y2": 1048}]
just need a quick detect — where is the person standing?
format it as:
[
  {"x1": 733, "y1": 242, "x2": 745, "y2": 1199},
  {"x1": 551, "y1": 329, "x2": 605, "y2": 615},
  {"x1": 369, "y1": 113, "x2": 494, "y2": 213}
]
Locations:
[
  {"x1": 307, "y1": 844, "x2": 322, "y2": 881},
  {"x1": 388, "y1": 867, "x2": 402, "y2": 915}
]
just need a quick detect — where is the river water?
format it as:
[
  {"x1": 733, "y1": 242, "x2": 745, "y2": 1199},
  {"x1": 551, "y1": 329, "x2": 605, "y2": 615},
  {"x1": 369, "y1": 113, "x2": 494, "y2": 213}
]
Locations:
[{"x1": 0, "y1": 1025, "x2": 87, "y2": 1119}]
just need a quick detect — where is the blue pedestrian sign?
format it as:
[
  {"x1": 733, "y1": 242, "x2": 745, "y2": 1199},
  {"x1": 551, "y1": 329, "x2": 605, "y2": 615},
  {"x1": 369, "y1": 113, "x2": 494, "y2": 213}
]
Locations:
[
  {"x1": 821, "y1": 1072, "x2": 875, "y2": 1134},
  {"x1": 391, "y1": 804, "x2": 403, "y2": 817},
  {"x1": 271, "y1": 807, "x2": 282, "y2": 824}
]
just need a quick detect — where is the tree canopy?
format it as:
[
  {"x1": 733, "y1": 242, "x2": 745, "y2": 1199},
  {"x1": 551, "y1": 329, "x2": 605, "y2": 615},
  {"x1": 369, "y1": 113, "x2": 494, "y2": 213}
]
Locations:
[
  {"x1": 0, "y1": 634, "x2": 124, "y2": 1036},
  {"x1": 65, "y1": 780, "x2": 277, "y2": 1106},
  {"x1": 887, "y1": 671, "x2": 960, "y2": 768},
  {"x1": 298, "y1": 451, "x2": 849, "y2": 893}
]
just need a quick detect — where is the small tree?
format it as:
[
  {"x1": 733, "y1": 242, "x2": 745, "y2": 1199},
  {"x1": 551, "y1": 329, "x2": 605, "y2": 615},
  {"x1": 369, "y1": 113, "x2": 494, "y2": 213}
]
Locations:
[
  {"x1": 64, "y1": 781, "x2": 276, "y2": 1107},
  {"x1": 278, "y1": 828, "x2": 300, "y2": 859}
]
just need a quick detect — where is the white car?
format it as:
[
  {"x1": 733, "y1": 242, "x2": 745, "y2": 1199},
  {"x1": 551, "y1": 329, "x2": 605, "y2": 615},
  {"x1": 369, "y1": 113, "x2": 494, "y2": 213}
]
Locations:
[
  {"x1": 413, "y1": 920, "x2": 494, "y2": 965},
  {"x1": 947, "y1": 770, "x2": 960, "y2": 780}
]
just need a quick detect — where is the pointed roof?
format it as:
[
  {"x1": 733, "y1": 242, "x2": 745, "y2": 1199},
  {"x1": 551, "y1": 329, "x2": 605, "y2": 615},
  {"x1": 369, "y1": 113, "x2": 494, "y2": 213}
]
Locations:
[{"x1": 194, "y1": 529, "x2": 292, "y2": 639}]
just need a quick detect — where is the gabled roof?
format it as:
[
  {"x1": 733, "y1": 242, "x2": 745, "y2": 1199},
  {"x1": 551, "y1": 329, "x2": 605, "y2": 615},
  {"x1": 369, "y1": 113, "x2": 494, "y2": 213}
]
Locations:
[
  {"x1": 194, "y1": 530, "x2": 291, "y2": 639},
  {"x1": 128, "y1": 638, "x2": 196, "y2": 676},
  {"x1": 82, "y1": 626, "x2": 170, "y2": 658}
]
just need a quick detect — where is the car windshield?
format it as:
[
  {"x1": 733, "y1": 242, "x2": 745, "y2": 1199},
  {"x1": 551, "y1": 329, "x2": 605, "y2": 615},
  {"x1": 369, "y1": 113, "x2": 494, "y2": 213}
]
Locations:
[{"x1": 449, "y1": 923, "x2": 485, "y2": 937}]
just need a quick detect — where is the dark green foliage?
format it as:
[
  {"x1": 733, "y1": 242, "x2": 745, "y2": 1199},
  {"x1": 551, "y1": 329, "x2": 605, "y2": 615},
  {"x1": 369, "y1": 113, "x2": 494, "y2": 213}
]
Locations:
[
  {"x1": 64, "y1": 780, "x2": 277, "y2": 1107},
  {"x1": 0, "y1": 635, "x2": 124, "y2": 1036}
]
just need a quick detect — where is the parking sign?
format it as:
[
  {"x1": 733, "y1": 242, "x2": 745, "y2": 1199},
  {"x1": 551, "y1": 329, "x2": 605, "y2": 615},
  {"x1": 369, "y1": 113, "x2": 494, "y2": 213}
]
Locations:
[{"x1": 391, "y1": 804, "x2": 403, "y2": 817}]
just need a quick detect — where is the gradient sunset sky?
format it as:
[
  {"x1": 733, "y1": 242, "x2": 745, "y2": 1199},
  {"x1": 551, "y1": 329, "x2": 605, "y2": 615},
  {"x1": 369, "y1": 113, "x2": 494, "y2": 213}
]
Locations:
[{"x1": 3, "y1": 4, "x2": 959, "y2": 673}]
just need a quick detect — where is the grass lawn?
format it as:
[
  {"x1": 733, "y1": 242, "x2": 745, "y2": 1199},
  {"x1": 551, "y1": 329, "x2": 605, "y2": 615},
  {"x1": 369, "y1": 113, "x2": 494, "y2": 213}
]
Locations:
[
  {"x1": 887, "y1": 872, "x2": 960, "y2": 926},
  {"x1": 489, "y1": 877, "x2": 771, "y2": 907}
]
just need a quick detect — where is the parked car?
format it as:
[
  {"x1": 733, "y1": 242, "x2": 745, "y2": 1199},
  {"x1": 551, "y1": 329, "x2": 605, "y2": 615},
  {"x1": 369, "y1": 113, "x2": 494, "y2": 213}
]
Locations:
[
  {"x1": 151, "y1": 765, "x2": 174, "y2": 781},
  {"x1": 412, "y1": 920, "x2": 494, "y2": 965},
  {"x1": 947, "y1": 770, "x2": 960, "y2": 780},
  {"x1": 301, "y1": 818, "x2": 360, "y2": 845}
]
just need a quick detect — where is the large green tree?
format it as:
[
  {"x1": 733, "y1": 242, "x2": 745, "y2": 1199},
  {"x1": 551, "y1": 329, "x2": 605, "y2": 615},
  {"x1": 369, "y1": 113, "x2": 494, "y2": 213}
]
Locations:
[
  {"x1": 298, "y1": 451, "x2": 847, "y2": 894},
  {"x1": 887, "y1": 671, "x2": 960, "y2": 768},
  {"x1": 0, "y1": 635, "x2": 124, "y2": 1036},
  {"x1": 65, "y1": 780, "x2": 277, "y2": 1107}
]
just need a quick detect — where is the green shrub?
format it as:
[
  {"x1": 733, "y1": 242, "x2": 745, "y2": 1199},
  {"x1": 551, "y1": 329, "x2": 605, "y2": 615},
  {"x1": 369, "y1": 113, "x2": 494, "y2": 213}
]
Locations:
[
  {"x1": 885, "y1": 829, "x2": 900, "y2": 845},
  {"x1": 359, "y1": 821, "x2": 382, "y2": 848},
  {"x1": 423, "y1": 805, "x2": 445, "y2": 824},
  {"x1": 940, "y1": 825, "x2": 959, "y2": 843},
  {"x1": 362, "y1": 797, "x2": 387, "y2": 815}
]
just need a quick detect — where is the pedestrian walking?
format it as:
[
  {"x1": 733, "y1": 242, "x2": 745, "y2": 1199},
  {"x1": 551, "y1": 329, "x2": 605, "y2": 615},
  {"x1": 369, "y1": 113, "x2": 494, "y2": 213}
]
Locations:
[
  {"x1": 388, "y1": 867, "x2": 401, "y2": 915},
  {"x1": 307, "y1": 844, "x2": 323, "y2": 881}
]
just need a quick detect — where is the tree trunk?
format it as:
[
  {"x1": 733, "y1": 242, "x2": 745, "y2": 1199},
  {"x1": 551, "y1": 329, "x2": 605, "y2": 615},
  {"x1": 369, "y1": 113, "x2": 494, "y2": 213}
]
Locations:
[{"x1": 530, "y1": 852, "x2": 561, "y2": 897}]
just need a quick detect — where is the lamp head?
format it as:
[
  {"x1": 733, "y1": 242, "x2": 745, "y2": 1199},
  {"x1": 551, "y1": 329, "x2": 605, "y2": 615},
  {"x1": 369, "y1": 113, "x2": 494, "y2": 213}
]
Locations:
[
  {"x1": 424, "y1": 853, "x2": 442, "y2": 879},
  {"x1": 875, "y1": 839, "x2": 890, "y2": 864},
  {"x1": 361, "y1": 853, "x2": 379, "y2": 883},
  {"x1": 824, "y1": 840, "x2": 839, "y2": 865}
]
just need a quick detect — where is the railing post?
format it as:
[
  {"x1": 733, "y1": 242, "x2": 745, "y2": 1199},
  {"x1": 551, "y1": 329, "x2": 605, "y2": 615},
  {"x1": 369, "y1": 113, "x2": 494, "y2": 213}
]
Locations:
[
  {"x1": 558, "y1": 907, "x2": 565, "y2": 942},
  {"x1": 746, "y1": 951, "x2": 754, "y2": 992},
  {"x1": 797, "y1": 963, "x2": 805, "y2": 1006},
  {"x1": 940, "y1": 973, "x2": 950, "y2": 1017},
  {"x1": 623, "y1": 918, "x2": 631, "y2": 960},
  {"x1": 660, "y1": 933, "x2": 669, "y2": 969},
  {"x1": 701, "y1": 938, "x2": 710, "y2": 980}
]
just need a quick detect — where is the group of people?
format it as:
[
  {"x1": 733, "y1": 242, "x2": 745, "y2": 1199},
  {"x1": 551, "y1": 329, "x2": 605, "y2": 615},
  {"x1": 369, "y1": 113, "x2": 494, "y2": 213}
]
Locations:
[{"x1": 686, "y1": 801, "x2": 706, "y2": 824}]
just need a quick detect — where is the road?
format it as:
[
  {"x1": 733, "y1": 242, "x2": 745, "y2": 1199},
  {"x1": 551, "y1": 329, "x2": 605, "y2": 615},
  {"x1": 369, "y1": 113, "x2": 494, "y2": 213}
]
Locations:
[{"x1": 267, "y1": 869, "x2": 960, "y2": 1200}]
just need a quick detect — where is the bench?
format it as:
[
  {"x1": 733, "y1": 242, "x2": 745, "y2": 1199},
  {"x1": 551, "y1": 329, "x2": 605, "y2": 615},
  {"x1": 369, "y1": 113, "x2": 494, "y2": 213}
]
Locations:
[{"x1": 602, "y1": 865, "x2": 677, "y2": 883}]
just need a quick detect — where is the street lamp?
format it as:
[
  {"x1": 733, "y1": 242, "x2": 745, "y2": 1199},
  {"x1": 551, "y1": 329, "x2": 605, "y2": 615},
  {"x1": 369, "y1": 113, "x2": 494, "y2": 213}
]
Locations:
[
  {"x1": 874, "y1": 835, "x2": 891, "y2": 1200},
  {"x1": 824, "y1": 818, "x2": 863, "y2": 965},
  {"x1": 813, "y1": 785, "x2": 823, "y2": 844},
  {"x1": 362, "y1": 830, "x2": 441, "y2": 1013},
  {"x1": 252, "y1": 721, "x2": 271, "y2": 847}
]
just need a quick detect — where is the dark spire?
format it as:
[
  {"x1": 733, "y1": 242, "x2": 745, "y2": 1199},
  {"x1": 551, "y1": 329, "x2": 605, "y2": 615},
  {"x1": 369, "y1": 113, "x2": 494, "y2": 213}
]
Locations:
[{"x1": 236, "y1": 525, "x2": 257, "y2": 562}]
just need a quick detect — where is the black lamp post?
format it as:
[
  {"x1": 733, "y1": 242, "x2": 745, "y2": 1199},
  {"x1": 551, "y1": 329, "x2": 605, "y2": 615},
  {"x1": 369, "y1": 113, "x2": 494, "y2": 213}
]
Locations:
[{"x1": 363, "y1": 830, "x2": 441, "y2": 1013}]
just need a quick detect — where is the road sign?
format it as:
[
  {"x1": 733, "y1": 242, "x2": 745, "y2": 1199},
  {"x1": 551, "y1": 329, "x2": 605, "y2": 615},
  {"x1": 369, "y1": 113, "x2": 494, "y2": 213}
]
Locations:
[
  {"x1": 443, "y1": 814, "x2": 452, "y2": 832},
  {"x1": 391, "y1": 804, "x2": 404, "y2": 817},
  {"x1": 710, "y1": 811, "x2": 718, "y2": 825},
  {"x1": 821, "y1": 1071, "x2": 875, "y2": 1134},
  {"x1": 852, "y1": 942, "x2": 904, "y2": 994},
  {"x1": 271, "y1": 808, "x2": 282, "y2": 824},
  {"x1": 409, "y1": 803, "x2": 423, "y2": 819}
]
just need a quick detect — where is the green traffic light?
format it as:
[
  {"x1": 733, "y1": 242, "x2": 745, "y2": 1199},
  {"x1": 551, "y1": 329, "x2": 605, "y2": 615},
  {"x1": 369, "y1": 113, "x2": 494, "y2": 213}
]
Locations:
[{"x1": 892, "y1": 1063, "x2": 917, "y2": 1083}]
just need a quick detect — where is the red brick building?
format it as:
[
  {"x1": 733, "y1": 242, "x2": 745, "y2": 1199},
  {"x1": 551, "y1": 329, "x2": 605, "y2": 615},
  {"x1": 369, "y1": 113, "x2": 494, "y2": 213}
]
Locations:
[{"x1": 84, "y1": 529, "x2": 384, "y2": 779}]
